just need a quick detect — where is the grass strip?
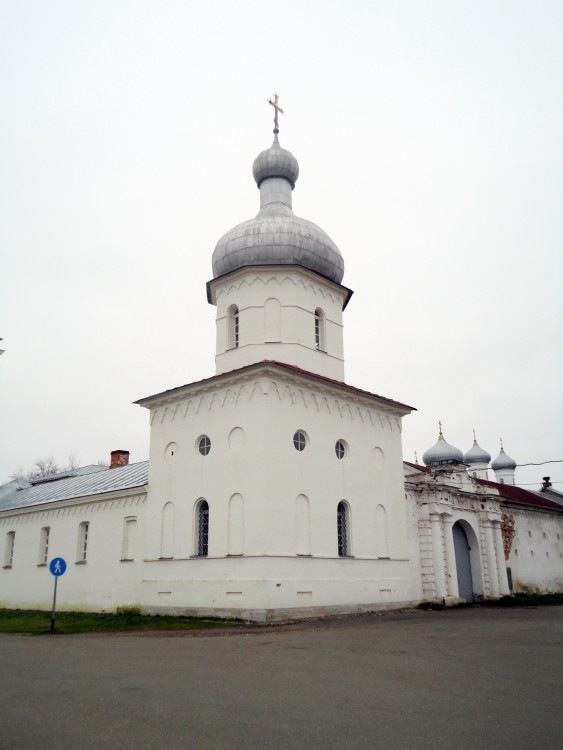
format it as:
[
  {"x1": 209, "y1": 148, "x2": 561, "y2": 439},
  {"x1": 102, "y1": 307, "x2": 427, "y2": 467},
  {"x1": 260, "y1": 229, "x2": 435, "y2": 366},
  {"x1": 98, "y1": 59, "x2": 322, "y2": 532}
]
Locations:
[{"x1": 0, "y1": 608, "x2": 244, "y2": 635}]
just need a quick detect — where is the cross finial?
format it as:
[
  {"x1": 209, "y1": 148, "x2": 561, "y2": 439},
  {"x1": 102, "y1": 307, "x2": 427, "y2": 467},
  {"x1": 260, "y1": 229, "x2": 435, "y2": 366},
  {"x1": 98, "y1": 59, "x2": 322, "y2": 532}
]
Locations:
[
  {"x1": 438, "y1": 420, "x2": 443, "y2": 437},
  {"x1": 500, "y1": 437, "x2": 504, "y2": 451},
  {"x1": 473, "y1": 428, "x2": 477, "y2": 443},
  {"x1": 414, "y1": 450, "x2": 419, "y2": 464},
  {"x1": 268, "y1": 93, "x2": 284, "y2": 135}
]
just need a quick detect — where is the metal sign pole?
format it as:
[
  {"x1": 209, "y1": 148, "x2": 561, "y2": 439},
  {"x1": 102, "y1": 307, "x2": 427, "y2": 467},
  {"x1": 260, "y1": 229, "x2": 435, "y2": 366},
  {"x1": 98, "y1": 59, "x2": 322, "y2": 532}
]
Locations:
[
  {"x1": 50, "y1": 575, "x2": 58, "y2": 633},
  {"x1": 48, "y1": 557, "x2": 66, "y2": 634}
]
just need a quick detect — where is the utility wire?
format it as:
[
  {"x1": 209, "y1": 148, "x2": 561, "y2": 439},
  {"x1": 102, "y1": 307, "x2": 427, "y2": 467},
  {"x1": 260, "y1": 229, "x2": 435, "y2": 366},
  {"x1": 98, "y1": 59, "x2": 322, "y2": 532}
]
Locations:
[{"x1": 516, "y1": 459, "x2": 563, "y2": 467}]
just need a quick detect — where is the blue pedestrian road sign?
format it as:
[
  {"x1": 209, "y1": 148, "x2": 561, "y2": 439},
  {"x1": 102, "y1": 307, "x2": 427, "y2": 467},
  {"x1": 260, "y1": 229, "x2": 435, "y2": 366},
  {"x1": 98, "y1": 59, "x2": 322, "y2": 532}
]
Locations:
[{"x1": 49, "y1": 557, "x2": 67, "y2": 576}]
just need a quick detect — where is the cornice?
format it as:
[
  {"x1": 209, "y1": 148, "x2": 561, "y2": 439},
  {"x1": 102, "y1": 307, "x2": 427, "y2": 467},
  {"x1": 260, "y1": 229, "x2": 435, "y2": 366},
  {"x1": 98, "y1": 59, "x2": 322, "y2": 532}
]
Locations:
[
  {"x1": 0, "y1": 486, "x2": 147, "y2": 521},
  {"x1": 141, "y1": 363, "x2": 406, "y2": 431},
  {"x1": 207, "y1": 264, "x2": 354, "y2": 309}
]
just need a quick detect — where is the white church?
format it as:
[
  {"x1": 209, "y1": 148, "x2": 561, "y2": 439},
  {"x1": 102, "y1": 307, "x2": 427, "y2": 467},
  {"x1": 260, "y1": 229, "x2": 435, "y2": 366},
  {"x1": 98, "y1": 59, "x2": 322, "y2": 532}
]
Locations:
[{"x1": 1, "y1": 113, "x2": 562, "y2": 620}]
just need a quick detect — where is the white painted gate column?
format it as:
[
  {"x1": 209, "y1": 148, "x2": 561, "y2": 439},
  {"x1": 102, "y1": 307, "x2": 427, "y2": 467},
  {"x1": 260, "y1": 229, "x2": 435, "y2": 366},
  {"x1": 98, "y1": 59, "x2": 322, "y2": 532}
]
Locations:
[
  {"x1": 429, "y1": 512, "x2": 446, "y2": 599},
  {"x1": 441, "y1": 514, "x2": 459, "y2": 598},
  {"x1": 483, "y1": 517, "x2": 500, "y2": 598}
]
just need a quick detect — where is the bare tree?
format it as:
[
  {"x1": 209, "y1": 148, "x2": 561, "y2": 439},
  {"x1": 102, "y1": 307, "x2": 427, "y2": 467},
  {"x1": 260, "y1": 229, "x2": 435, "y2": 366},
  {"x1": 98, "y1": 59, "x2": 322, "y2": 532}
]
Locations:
[
  {"x1": 64, "y1": 455, "x2": 80, "y2": 471},
  {"x1": 28, "y1": 456, "x2": 60, "y2": 480},
  {"x1": 11, "y1": 454, "x2": 81, "y2": 482}
]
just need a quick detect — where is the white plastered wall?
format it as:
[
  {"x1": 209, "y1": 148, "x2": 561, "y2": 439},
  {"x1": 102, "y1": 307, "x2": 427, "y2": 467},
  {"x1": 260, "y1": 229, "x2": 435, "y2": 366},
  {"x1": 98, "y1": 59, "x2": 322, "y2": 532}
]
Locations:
[
  {"x1": 209, "y1": 267, "x2": 348, "y2": 381},
  {"x1": 141, "y1": 365, "x2": 413, "y2": 617},
  {"x1": 0, "y1": 492, "x2": 146, "y2": 612},
  {"x1": 506, "y1": 507, "x2": 563, "y2": 592}
]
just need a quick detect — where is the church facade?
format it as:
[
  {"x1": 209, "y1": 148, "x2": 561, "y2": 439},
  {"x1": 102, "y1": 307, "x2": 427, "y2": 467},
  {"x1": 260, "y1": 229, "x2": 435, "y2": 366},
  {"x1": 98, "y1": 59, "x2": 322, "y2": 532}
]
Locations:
[{"x1": 1, "y1": 123, "x2": 562, "y2": 620}]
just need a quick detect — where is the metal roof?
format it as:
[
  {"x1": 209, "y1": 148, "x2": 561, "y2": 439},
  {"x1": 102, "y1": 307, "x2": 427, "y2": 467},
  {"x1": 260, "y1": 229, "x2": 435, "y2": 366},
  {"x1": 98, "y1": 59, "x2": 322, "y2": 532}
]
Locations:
[{"x1": 0, "y1": 461, "x2": 149, "y2": 513}]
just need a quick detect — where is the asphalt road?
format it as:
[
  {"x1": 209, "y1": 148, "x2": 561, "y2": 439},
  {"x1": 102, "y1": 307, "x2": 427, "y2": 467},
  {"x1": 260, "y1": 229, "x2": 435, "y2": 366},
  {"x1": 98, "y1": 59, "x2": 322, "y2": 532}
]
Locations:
[{"x1": 1, "y1": 606, "x2": 562, "y2": 750}]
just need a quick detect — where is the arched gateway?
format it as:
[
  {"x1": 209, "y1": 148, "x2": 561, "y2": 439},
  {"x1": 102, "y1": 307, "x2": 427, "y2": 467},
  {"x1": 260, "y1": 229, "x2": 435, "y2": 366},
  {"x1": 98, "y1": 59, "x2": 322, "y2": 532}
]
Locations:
[{"x1": 453, "y1": 522, "x2": 474, "y2": 602}]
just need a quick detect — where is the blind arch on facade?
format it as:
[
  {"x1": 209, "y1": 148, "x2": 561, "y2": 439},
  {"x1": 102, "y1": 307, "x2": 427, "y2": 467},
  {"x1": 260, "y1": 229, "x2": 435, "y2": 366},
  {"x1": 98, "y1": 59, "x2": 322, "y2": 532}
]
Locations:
[
  {"x1": 264, "y1": 297, "x2": 281, "y2": 342},
  {"x1": 375, "y1": 504, "x2": 388, "y2": 557},
  {"x1": 160, "y1": 502, "x2": 175, "y2": 558},
  {"x1": 228, "y1": 494, "x2": 244, "y2": 555},
  {"x1": 295, "y1": 494, "x2": 311, "y2": 556}
]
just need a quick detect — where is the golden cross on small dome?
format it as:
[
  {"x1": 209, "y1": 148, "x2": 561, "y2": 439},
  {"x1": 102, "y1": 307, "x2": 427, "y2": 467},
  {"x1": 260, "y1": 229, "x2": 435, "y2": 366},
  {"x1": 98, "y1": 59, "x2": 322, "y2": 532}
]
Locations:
[{"x1": 268, "y1": 92, "x2": 284, "y2": 134}]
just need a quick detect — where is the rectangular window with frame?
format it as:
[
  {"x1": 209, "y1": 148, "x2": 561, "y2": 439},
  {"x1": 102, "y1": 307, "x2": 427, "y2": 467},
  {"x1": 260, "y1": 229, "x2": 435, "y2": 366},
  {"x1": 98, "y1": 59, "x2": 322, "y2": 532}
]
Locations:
[
  {"x1": 39, "y1": 526, "x2": 50, "y2": 565},
  {"x1": 4, "y1": 531, "x2": 15, "y2": 568},
  {"x1": 121, "y1": 517, "x2": 137, "y2": 561},
  {"x1": 77, "y1": 521, "x2": 89, "y2": 563}
]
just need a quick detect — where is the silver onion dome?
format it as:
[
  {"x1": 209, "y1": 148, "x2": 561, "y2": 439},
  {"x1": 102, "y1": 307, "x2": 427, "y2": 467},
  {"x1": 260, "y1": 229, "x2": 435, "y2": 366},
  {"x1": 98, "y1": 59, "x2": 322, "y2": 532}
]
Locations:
[
  {"x1": 463, "y1": 439, "x2": 492, "y2": 466},
  {"x1": 253, "y1": 139, "x2": 299, "y2": 188},
  {"x1": 212, "y1": 136, "x2": 345, "y2": 284},
  {"x1": 423, "y1": 429, "x2": 464, "y2": 467},
  {"x1": 491, "y1": 446, "x2": 516, "y2": 471}
]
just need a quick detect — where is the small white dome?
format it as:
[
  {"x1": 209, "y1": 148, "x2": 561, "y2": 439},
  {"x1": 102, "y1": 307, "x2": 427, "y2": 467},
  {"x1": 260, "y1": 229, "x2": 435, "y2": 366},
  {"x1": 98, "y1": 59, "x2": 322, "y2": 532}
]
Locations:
[{"x1": 423, "y1": 431, "x2": 464, "y2": 467}]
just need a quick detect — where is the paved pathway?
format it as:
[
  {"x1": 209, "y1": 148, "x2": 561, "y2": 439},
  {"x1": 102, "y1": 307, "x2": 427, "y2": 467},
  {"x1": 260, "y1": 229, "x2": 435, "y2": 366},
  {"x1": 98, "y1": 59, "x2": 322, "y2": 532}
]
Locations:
[{"x1": 1, "y1": 606, "x2": 562, "y2": 749}]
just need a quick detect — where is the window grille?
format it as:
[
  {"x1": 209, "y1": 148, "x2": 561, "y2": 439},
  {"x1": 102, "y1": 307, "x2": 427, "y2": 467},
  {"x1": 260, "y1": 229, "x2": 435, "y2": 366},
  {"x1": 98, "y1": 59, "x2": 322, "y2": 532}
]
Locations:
[
  {"x1": 197, "y1": 500, "x2": 209, "y2": 557},
  {"x1": 39, "y1": 526, "x2": 50, "y2": 565},
  {"x1": 198, "y1": 435, "x2": 211, "y2": 456},
  {"x1": 293, "y1": 431, "x2": 307, "y2": 451},
  {"x1": 4, "y1": 531, "x2": 15, "y2": 567},
  {"x1": 337, "y1": 502, "x2": 349, "y2": 557},
  {"x1": 314, "y1": 309, "x2": 325, "y2": 351},
  {"x1": 227, "y1": 306, "x2": 239, "y2": 349},
  {"x1": 335, "y1": 440, "x2": 346, "y2": 459},
  {"x1": 77, "y1": 522, "x2": 89, "y2": 562}
]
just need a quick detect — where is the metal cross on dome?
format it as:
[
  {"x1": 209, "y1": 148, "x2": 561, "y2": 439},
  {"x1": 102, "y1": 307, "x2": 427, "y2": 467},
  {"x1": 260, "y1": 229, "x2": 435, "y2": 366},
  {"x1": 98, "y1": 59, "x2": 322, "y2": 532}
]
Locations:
[{"x1": 268, "y1": 93, "x2": 284, "y2": 134}]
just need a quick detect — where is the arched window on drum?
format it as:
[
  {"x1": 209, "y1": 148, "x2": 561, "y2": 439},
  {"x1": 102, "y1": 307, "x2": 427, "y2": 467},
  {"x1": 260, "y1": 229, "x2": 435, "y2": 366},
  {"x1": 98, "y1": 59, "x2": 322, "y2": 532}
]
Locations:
[{"x1": 314, "y1": 308, "x2": 326, "y2": 352}]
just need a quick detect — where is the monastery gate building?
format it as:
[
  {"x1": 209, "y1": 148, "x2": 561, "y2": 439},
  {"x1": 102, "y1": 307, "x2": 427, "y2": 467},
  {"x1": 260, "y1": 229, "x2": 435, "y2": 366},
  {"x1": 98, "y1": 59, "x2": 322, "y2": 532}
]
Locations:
[{"x1": 2, "y1": 119, "x2": 562, "y2": 619}]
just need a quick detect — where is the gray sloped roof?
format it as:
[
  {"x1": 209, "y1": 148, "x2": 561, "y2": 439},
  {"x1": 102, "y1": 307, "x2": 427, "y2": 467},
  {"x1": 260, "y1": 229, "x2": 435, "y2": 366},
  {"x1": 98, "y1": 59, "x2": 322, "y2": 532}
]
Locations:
[{"x1": 0, "y1": 461, "x2": 149, "y2": 513}]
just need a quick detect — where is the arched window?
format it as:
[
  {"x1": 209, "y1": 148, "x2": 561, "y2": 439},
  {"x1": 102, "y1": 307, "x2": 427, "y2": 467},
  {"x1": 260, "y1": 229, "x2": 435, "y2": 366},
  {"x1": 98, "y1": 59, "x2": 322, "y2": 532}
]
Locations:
[
  {"x1": 227, "y1": 305, "x2": 239, "y2": 349},
  {"x1": 4, "y1": 531, "x2": 15, "y2": 568},
  {"x1": 314, "y1": 308, "x2": 326, "y2": 351},
  {"x1": 196, "y1": 500, "x2": 209, "y2": 557},
  {"x1": 77, "y1": 522, "x2": 89, "y2": 562},
  {"x1": 337, "y1": 501, "x2": 350, "y2": 557}
]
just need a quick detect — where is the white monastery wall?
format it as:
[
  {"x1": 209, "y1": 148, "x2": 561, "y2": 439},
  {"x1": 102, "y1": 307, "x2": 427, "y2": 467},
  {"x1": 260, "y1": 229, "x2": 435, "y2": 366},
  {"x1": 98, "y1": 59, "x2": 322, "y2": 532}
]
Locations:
[
  {"x1": 0, "y1": 492, "x2": 146, "y2": 612},
  {"x1": 506, "y1": 508, "x2": 563, "y2": 593}
]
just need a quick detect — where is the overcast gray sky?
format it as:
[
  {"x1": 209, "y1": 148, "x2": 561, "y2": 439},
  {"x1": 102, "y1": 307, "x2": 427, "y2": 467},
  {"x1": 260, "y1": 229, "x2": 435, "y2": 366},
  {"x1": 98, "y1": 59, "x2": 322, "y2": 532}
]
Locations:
[{"x1": 1, "y1": 0, "x2": 562, "y2": 489}]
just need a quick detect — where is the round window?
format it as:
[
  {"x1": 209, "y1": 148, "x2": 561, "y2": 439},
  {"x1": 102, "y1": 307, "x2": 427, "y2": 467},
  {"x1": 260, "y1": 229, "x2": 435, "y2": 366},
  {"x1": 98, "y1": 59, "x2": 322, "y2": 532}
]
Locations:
[
  {"x1": 335, "y1": 440, "x2": 347, "y2": 459},
  {"x1": 293, "y1": 431, "x2": 307, "y2": 452},
  {"x1": 198, "y1": 435, "x2": 211, "y2": 456}
]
